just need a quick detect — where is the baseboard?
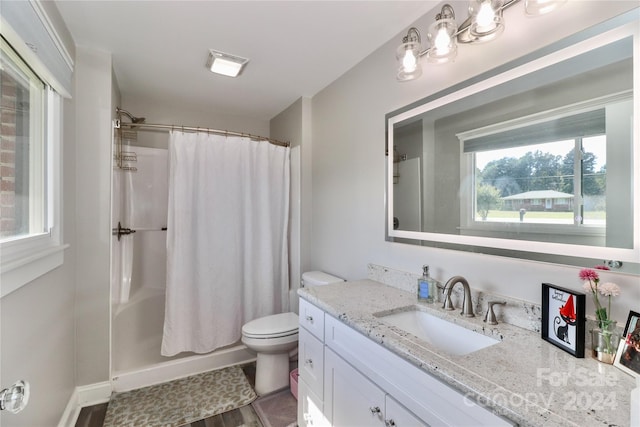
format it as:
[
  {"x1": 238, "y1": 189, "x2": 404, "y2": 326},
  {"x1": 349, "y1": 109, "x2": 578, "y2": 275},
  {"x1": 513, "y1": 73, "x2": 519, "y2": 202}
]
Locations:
[{"x1": 57, "y1": 381, "x2": 111, "y2": 427}]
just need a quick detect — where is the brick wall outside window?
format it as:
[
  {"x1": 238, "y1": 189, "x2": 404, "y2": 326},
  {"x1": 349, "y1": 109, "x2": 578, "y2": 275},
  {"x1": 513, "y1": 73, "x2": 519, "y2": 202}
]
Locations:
[{"x1": 1, "y1": 70, "x2": 25, "y2": 238}]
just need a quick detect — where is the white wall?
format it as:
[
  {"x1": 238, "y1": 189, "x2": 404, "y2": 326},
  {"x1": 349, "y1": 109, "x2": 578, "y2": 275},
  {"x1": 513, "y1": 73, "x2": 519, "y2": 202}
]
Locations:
[
  {"x1": 74, "y1": 46, "x2": 116, "y2": 386},
  {"x1": 271, "y1": 97, "x2": 312, "y2": 309},
  {"x1": 0, "y1": 256, "x2": 76, "y2": 426},
  {"x1": 308, "y1": 1, "x2": 640, "y2": 323},
  {"x1": 120, "y1": 96, "x2": 270, "y2": 151}
]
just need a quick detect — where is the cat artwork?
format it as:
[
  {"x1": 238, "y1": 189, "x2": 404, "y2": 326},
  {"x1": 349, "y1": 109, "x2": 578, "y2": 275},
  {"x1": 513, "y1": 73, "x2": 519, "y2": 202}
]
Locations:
[
  {"x1": 542, "y1": 283, "x2": 585, "y2": 357},
  {"x1": 554, "y1": 316, "x2": 570, "y2": 344},
  {"x1": 553, "y1": 293, "x2": 576, "y2": 344}
]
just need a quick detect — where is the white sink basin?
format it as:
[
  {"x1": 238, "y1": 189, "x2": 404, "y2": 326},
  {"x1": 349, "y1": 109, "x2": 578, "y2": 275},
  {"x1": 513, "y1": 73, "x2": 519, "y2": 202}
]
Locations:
[{"x1": 378, "y1": 309, "x2": 499, "y2": 356}]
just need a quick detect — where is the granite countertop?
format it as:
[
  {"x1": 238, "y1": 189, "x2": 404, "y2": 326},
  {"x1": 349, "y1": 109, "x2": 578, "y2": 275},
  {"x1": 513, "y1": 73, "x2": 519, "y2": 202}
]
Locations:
[{"x1": 298, "y1": 279, "x2": 635, "y2": 427}]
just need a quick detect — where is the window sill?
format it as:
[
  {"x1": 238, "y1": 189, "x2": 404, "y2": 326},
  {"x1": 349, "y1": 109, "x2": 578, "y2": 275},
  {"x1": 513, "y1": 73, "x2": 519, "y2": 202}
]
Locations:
[{"x1": 0, "y1": 243, "x2": 69, "y2": 298}]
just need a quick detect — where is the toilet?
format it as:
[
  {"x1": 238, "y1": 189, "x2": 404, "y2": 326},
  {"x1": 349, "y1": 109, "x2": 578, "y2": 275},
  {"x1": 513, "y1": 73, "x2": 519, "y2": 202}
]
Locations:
[{"x1": 241, "y1": 271, "x2": 343, "y2": 395}]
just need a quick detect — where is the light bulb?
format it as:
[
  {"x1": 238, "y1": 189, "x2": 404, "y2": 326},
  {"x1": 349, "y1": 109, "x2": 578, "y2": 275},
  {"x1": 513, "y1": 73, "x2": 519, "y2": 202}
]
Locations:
[
  {"x1": 434, "y1": 27, "x2": 451, "y2": 54},
  {"x1": 476, "y1": 1, "x2": 496, "y2": 29},
  {"x1": 402, "y1": 49, "x2": 418, "y2": 73}
]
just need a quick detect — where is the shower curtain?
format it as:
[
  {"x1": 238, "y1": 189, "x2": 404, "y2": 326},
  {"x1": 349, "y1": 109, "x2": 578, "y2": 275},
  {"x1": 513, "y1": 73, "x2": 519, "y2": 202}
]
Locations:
[{"x1": 161, "y1": 131, "x2": 290, "y2": 356}]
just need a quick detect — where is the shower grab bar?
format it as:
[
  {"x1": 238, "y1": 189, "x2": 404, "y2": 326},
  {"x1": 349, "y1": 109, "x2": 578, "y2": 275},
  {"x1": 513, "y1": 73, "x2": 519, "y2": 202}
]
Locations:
[{"x1": 112, "y1": 222, "x2": 167, "y2": 241}]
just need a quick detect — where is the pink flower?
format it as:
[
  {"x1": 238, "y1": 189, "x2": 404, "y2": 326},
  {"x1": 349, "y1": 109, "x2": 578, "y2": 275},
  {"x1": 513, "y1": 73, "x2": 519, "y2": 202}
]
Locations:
[
  {"x1": 579, "y1": 268, "x2": 599, "y2": 282},
  {"x1": 599, "y1": 282, "x2": 621, "y2": 297}
]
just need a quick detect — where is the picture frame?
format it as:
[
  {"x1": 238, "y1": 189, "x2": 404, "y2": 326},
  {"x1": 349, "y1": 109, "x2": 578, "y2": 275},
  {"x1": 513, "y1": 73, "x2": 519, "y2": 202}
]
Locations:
[
  {"x1": 541, "y1": 283, "x2": 586, "y2": 358},
  {"x1": 613, "y1": 310, "x2": 640, "y2": 378}
]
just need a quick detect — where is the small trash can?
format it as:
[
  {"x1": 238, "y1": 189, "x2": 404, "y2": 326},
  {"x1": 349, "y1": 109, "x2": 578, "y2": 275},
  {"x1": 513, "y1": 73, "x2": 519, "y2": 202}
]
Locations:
[{"x1": 290, "y1": 368, "x2": 299, "y2": 400}]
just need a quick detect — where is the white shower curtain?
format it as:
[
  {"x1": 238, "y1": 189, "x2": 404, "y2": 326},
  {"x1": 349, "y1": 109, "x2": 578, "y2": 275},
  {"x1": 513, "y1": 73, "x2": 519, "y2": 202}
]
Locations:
[{"x1": 161, "y1": 131, "x2": 290, "y2": 356}]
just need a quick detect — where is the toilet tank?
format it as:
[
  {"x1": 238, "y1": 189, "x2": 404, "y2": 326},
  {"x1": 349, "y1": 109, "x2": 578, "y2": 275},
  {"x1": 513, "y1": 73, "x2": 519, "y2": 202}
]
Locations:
[{"x1": 301, "y1": 271, "x2": 344, "y2": 287}]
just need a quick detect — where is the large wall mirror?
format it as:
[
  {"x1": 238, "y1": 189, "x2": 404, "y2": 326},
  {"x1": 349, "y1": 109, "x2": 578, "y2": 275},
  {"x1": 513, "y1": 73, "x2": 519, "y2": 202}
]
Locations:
[{"x1": 386, "y1": 9, "x2": 639, "y2": 274}]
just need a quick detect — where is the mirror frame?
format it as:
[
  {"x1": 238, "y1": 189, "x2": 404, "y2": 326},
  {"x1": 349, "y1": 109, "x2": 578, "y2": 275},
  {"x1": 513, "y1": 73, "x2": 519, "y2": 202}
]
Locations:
[{"x1": 386, "y1": 9, "x2": 640, "y2": 273}]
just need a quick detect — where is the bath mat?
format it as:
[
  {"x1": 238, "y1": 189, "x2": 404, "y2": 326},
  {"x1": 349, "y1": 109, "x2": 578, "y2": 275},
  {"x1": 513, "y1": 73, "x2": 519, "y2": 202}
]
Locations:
[
  {"x1": 103, "y1": 365, "x2": 257, "y2": 427},
  {"x1": 251, "y1": 389, "x2": 297, "y2": 427}
]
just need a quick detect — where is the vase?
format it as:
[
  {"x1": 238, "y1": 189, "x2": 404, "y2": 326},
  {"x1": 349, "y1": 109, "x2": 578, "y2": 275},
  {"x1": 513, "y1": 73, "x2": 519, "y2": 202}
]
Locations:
[{"x1": 592, "y1": 320, "x2": 620, "y2": 364}]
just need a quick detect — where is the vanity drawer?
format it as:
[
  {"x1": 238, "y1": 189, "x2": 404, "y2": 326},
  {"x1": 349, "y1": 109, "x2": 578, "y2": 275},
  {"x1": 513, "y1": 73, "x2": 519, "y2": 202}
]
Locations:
[
  {"x1": 299, "y1": 298, "x2": 325, "y2": 339},
  {"x1": 298, "y1": 326, "x2": 324, "y2": 398}
]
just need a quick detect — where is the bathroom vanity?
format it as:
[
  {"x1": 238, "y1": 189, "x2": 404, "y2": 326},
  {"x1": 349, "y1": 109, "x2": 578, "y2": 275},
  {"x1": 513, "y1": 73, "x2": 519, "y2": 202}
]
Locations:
[{"x1": 298, "y1": 280, "x2": 635, "y2": 427}]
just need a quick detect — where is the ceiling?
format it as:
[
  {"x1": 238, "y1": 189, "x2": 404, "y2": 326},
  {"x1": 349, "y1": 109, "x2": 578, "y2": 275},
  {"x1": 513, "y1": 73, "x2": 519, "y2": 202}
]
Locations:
[{"x1": 55, "y1": 1, "x2": 438, "y2": 122}]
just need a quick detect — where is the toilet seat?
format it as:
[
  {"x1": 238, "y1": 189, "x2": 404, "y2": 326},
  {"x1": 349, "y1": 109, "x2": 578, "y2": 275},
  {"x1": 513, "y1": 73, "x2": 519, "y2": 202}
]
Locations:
[{"x1": 242, "y1": 312, "x2": 298, "y2": 339}]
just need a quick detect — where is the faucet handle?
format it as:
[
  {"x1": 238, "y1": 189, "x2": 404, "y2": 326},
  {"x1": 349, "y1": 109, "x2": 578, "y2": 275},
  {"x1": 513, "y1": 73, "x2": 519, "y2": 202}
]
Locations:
[
  {"x1": 484, "y1": 301, "x2": 506, "y2": 325},
  {"x1": 442, "y1": 292, "x2": 455, "y2": 311}
]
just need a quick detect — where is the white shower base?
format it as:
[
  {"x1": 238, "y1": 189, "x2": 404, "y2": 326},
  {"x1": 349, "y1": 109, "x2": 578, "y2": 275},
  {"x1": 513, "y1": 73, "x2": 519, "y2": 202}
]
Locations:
[{"x1": 111, "y1": 288, "x2": 255, "y2": 392}]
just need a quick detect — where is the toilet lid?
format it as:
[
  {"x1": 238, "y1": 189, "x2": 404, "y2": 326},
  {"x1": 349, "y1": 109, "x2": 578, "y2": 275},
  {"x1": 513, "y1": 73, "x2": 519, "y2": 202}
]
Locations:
[{"x1": 242, "y1": 312, "x2": 299, "y2": 338}]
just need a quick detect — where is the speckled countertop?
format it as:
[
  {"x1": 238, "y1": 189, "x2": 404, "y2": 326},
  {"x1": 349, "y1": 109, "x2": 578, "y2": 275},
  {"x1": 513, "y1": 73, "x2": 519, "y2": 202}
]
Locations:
[{"x1": 298, "y1": 279, "x2": 636, "y2": 427}]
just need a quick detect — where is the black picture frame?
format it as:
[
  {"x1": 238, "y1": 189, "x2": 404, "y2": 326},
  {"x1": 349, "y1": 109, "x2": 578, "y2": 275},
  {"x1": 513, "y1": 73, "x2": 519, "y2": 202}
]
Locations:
[
  {"x1": 541, "y1": 283, "x2": 586, "y2": 358},
  {"x1": 614, "y1": 310, "x2": 640, "y2": 378}
]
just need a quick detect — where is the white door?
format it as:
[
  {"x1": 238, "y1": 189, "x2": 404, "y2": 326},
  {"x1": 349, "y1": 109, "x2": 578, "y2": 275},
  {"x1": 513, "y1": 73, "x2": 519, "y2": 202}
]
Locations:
[{"x1": 324, "y1": 348, "x2": 386, "y2": 427}]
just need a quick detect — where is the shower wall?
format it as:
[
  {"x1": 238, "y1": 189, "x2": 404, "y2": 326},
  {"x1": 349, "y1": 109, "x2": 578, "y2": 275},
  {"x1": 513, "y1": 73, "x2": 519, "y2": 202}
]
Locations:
[
  {"x1": 110, "y1": 145, "x2": 254, "y2": 391},
  {"x1": 112, "y1": 145, "x2": 169, "y2": 372}
]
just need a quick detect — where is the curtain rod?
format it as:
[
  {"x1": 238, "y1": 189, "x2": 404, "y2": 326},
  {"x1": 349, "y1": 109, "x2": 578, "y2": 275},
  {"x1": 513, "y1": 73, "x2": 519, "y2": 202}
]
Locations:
[{"x1": 117, "y1": 121, "x2": 290, "y2": 148}]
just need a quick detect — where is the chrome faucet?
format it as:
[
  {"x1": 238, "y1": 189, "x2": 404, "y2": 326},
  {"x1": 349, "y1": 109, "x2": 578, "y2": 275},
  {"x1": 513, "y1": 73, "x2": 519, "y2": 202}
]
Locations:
[{"x1": 442, "y1": 276, "x2": 475, "y2": 317}]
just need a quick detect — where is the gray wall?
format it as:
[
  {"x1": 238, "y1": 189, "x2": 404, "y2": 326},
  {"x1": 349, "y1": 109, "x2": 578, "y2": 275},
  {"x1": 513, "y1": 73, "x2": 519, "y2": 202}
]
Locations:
[{"x1": 307, "y1": 2, "x2": 640, "y2": 322}]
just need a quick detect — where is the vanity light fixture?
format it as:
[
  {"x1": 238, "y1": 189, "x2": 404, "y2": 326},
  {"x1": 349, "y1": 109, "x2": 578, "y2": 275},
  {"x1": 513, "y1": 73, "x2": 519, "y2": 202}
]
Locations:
[
  {"x1": 426, "y1": 4, "x2": 458, "y2": 63},
  {"x1": 206, "y1": 49, "x2": 249, "y2": 77},
  {"x1": 396, "y1": 0, "x2": 565, "y2": 81},
  {"x1": 396, "y1": 27, "x2": 423, "y2": 81}
]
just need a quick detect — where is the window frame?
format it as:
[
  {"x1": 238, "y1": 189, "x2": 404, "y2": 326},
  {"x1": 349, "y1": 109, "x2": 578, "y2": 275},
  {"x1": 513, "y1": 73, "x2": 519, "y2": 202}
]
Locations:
[
  {"x1": 457, "y1": 93, "x2": 630, "y2": 240},
  {"x1": 0, "y1": 37, "x2": 67, "y2": 298}
]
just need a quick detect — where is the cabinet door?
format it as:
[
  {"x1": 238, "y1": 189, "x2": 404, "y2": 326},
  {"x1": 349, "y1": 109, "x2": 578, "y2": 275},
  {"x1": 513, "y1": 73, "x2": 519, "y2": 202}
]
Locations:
[
  {"x1": 299, "y1": 326, "x2": 324, "y2": 397},
  {"x1": 298, "y1": 377, "x2": 329, "y2": 427},
  {"x1": 325, "y1": 348, "x2": 386, "y2": 427},
  {"x1": 385, "y1": 395, "x2": 428, "y2": 427}
]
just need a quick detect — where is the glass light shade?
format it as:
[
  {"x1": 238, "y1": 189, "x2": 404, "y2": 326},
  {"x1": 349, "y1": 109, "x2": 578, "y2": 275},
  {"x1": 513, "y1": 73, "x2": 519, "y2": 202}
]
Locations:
[
  {"x1": 469, "y1": 0, "x2": 505, "y2": 42},
  {"x1": 427, "y1": 18, "x2": 458, "y2": 63},
  {"x1": 524, "y1": 0, "x2": 566, "y2": 16},
  {"x1": 0, "y1": 381, "x2": 29, "y2": 414},
  {"x1": 396, "y1": 41, "x2": 422, "y2": 81}
]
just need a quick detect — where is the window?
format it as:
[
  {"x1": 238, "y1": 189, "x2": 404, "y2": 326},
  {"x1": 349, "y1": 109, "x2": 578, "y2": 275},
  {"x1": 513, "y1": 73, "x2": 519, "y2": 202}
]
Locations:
[
  {"x1": 1, "y1": 37, "x2": 47, "y2": 240},
  {"x1": 0, "y1": 36, "x2": 65, "y2": 297},
  {"x1": 462, "y1": 107, "x2": 609, "y2": 231}
]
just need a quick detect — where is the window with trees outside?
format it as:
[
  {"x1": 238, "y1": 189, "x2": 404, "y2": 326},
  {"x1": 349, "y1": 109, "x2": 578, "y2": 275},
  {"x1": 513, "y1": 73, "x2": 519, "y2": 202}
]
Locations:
[{"x1": 464, "y1": 108, "x2": 607, "y2": 230}]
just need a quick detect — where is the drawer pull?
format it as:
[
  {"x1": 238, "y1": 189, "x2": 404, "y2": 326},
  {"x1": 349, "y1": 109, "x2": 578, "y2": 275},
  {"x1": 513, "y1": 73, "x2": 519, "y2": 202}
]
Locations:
[
  {"x1": 385, "y1": 420, "x2": 396, "y2": 427},
  {"x1": 369, "y1": 406, "x2": 381, "y2": 415},
  {"x1": 305, "y1": 358, "x2": 313, "y2": 367},
  {"x1": 306, "y1": 315, "x2": 314, "y2": 323}
]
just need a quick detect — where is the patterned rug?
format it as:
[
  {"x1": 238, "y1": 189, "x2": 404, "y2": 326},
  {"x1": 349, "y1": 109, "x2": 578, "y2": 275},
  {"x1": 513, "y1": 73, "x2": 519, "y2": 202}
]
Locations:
[
  {"x1": 103, "y1": 365, "x2": 257, "y2": 427},
  {"x1": 251, "y1": 389, "x2": 297, "y2": 427}
]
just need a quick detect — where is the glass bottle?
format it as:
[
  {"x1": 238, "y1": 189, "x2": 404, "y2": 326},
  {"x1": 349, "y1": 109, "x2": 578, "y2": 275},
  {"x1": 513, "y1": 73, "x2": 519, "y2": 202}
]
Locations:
[{"x1": 417, "y1": 265, "x2": 437, "y2": 303}]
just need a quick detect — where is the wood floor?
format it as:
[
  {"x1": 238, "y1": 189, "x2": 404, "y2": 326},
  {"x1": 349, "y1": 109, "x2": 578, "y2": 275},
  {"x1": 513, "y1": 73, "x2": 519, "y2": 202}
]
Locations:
[{"x1": 75, "y1": 364, "x2": 265, "y2": 427}]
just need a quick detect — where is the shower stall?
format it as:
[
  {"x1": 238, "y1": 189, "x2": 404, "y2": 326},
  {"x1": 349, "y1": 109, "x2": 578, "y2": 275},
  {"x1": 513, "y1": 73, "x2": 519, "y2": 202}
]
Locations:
[{"x1": 110, "y1": 120, "x2": 255, "y2": 392}]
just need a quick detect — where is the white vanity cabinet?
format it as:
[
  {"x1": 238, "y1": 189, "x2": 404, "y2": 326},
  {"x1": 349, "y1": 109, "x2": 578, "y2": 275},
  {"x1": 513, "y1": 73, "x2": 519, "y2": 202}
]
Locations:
[
  {"x1": 298, "y1": 298, "x2": 512, "y2": 427},
  {"x1": 325, "y1": 347, "x2": 426, "y2": 427},
  {"x1": 298, "y1": 299, "x2": 329, "y2": 427}
]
